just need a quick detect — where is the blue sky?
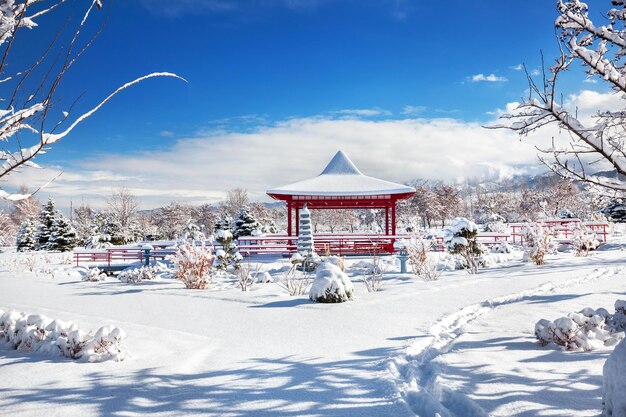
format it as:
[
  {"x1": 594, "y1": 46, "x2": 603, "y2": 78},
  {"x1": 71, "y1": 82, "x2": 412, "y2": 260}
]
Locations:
[{"x1": 6, "y1": 0, "x2": 614, "y2": 209}]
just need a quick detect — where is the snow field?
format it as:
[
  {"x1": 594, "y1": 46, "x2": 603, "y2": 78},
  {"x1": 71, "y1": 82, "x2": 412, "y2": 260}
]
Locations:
[{"x1": 0, "y1": 244, "x2": 625, "y2": 416}]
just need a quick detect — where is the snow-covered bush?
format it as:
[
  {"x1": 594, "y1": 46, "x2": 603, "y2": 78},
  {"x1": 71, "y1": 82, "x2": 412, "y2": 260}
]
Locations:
[
  {"x1": 444, "y1": 217, "x2": 484, "y2": 274},
  {"x1": 82, "y1": 267, "x2": 106, "y2": 282},
  {"x1": 276, "y1": 264, "x2": 312, "y2": 296},
  {"x1": 178, "y1": 221, "x2": 205, "y2": 243},
  {"x1": 402, "y1": 232, "x2": 429, "y2": 276},
  {"x1": 535, "y1": 302, "x2": 626, "y2": 351},
  {"x1": 523, "y1": 224, "x2": 553, "y2": 265},
  {"x1": 419, "y1": 255, "x2": 442, "y2": 281},
  {"x1": 0, "y1": 310, "x2": 127, "y2": 362},
  {"x1": 214, "y1": 229, "x2": 241, "y2": 271},
  {"x1": 492, "y1": 241, "x2": 512, "y2": 254},
  {"x1": 256, "y1": 271, "x2": 273, "y2": 283},
  {"x1": 362, "y1": 254, "x2": 386, "y2": 292},
  {"x1": 309, "y1": 262, "x2": 354, "y2": 303},
  {"x1": 571, "y1": 223, "x2": 600, "y2": 257},
  {"x1": 235, "y1": 261, "x2": 259, "y2": 292},
  {"x1": 168, "y1": 242, "x2": 215, "y2": 289},
  {"x1": 323, "y1": 255, "x2": 345, "y2": 272},
  {"x1": 118, "y1": 265, "x2": 158, "y2": 283},
  {"x1": 484, "y1": 218, "x2": 507, "y2": 234},
  {"x1": 603, "y1": 338, "x2": 626, "y2": 417}
]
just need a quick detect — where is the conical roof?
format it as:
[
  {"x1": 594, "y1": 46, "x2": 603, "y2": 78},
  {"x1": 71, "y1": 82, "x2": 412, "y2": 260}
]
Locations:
[{"x1": 267, "y1": 151, "x2": 415, "y2": 197}]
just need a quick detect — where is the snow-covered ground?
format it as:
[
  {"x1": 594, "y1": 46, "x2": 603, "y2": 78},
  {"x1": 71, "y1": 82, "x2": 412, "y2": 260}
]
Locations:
[{"x1": 0, "y1": 243, "x2": 625, "y2": 416}]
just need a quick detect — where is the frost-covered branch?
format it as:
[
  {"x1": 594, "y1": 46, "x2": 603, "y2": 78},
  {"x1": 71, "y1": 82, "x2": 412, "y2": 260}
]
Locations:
[
  {"x1": 0, "y1": 1, "x2": 185, "y2": 200},
  {"x1": 489, "y1": 0, "x2": 626, "y2": 191}
]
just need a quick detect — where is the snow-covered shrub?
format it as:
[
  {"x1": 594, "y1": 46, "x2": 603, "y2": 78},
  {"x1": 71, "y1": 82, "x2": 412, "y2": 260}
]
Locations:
[
  {"x1": 118, "y1": 265, "x2": 158, "y2": 283},
  {"x1": 214, "y1": 229, "x2": 241, "y2": 271},
  {"x1": 168, "y1": 242, "x2": 215, "y2": 289},
  {"x1": 492, "y1": 241, "x2": 512, "y2": 254},
  {"x1": 256, "y1": 271, "x2": 273, "y2": 283},
  {"x1": 178, "y1": 221, "x2": 205, "y2": 243},
  {"x1": 276, "y1": 264, "x2": 312, "y2": 296},
  {"x1": 419, "y1": 255, "x2": 442, "y2": 281},
  {"x1": 362, "y1": 253, "x2": 386, "y2": 292},
  {"x1": 82, "y1": 267, "x2": 107, "y2": 282},
  {"x1": 571, "y1": 223, "x2": 600, "y2": 257},
  {"x1": 402, "y1": 232, "x2": 429, "y2": 276},
  {"x1": 444, "y1": 217, "x2": 484, "y2": 274},
  {"x1": 309, "y1": 262, "x2": 354, "y2": 303},
  {"x1": 535, "y1": 303, "x2": 626, "y2": 351},
  {"x1": 235, "y1": 261, "x2": 259, "y2": 292},
  {"x1": 610, "y1": 300, "x2": 626, "y2": 332},
  {"x1": 523, "y1": 224, "x2": 553, "y2": 265},
  {"x1": 484, "y1": 218, "x2": 507, "y2": 234},
  {"x1": 0, "y1": 310, "x2": 127, "y2": 362},
  {"x1": 603, "y1": 338, "x2": 626, "y2": 417},
  {"x1": 323, "y1": 255, "x2": 345, "y2": 272}
]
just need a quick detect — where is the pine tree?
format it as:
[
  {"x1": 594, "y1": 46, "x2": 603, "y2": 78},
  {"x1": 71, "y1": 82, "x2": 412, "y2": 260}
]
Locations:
[
  {"x1": 16, "y1": 219, "x2": 36, "y2": 252},
  {"x1": 48, "y1": 213, "x2": 78, "y2": 252},
  {"x1": 35, "y1": 199, "x2": 56, "y2": 250},
  {"x1": 231, "y1": 207, "x2": 260, "y2": 239},
  {"x1": 214, "y1": 213, "x2": 232, "y2": 233}
]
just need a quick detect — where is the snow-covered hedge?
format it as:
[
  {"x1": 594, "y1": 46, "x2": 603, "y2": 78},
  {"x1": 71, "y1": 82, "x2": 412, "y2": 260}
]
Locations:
[
  {"x1": 523, "y1": 224, "x2": 553, "y2": 265},
  {"x1": 535, "y1": 301, "x2": 626, "y2": 351},
  {"x1": 309, "y1": 262, "x2": 354, "y2": 303},
  {"x1": 603, "y1": 338, "x2": 626, "y2": 417},
  {"x1": 0, "y1": 309, "x2": 127, "y2": 362},
  {"x1": 82, "y1": 267, "x2": 107, "y2": 282},
  {"x1": 118, "y1": 264, "x2": 167, "y2": 283}
]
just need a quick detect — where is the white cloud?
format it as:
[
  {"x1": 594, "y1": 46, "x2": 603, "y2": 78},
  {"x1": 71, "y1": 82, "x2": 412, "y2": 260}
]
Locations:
[
  {"x1": 401, "y1": 105, "x2": 427, "y2": 115},
  {"x1": 159, "y1": 130, "x2": 175, "y2": 137},
  {"x1": 7, "y1": 114, "x2": 553, "y2": 211},
  {"x1": 471, "y1": 73, "x2": 508, "y2": 83},
  {"x1": 531, "y1": 68, "x2": 541, "y2": 76},
  {"x1": 511, "y1": 64, "x2": 523, "y2": 71}
]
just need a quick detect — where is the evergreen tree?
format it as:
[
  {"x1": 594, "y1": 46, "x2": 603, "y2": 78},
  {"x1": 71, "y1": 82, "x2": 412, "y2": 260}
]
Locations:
[
  {"x1": 604, "y1": 199, "x2": 626, "y2": 223},
  {"x1": 16, "y1": 219, "x2": 37, "y2": 252},
  {"x1": 35, "y1": 198, "x2": 56, "y2": 250},
  {"x1": 231, "y1": 207, "x2": 260, "y2": 239},
  {"x1": 48, "y1": 213, "x2": 78, "y2": 252},
  {"x1": 214, "y1": 213, "x2": 232, "y2": 233}
]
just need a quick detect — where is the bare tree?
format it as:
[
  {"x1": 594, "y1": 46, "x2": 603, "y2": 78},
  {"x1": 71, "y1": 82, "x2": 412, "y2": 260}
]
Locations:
[
  {"x1": 106, "y1": 188, "x2": 139, "y2": 243},
  {"x1": 223, "y1": 188, "x2": 249, "y2": 217},
  {"x1": 490, "y1": 0, "x2": 626, "y2": 191},
  {"x1": 10, "y1": 185, "x2": 40, "y2": 225},
  {"x1": 0, "y1": 1, "x2": 183, "y2": 199}
]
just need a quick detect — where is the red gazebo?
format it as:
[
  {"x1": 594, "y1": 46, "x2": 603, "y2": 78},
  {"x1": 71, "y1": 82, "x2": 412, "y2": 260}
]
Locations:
[{"x1": 267, "y1": 150, "x2": 416, "y2": 237}]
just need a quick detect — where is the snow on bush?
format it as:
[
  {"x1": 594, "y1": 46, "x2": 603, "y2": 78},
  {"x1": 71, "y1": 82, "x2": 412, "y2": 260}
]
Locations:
[
  {"x1": 523, "y1": 224, "x2": 553, "y2": 265},
  {"x1": 571, "y1": 223, "x2": 600, "y2": 257},
  {"x1": 0, "y1": 309, "x2": 127, "y2": 362},
  {"x1": 361, "y1": 253, "x2": 386, "y2": 292},
  {"x1": 603, "y1": 338, "x2": 626, "y2": 417},
  {"x1": 492, "y1": 241, "x2": 511, "y2": 254},
  {"x1": 256, "y1": 271, "x2": 273, "y2": 283},
  {"x1": 309, "y1": 262, "x2": 354, "y2": 303},
  {"x1": 82, "y1": 267, "x2": 106, "y2": 282},
  {"x1": 444, "y1": 217, "x2": 484, "y2": 274},
  {"x1": 323, "y1": 255, "x2": 345, "y2": 271},
  {"x1": 213, "y1": 229, "x2": 241, "y2": 272},
  {"x1": 535, "y1": 301, "x2": 626, "y2": 351},
  {"x1": 118, "y1": 265, "x2": 158, "y2": 283},
  {"x1": 168, "y1": 242, "x2": 215, "y2": 289},
  {"x1": 276, "y1": 264, "x2": 312, "y2": 296}
]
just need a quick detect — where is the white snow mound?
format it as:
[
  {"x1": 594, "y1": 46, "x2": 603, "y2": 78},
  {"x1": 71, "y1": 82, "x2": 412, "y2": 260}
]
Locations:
[
  {"x1": 603, "y1": 338, "x2": 626, "y2": 417},
  {"x1": 309, "y1": 262, "x2": 354, "y2": 303}
]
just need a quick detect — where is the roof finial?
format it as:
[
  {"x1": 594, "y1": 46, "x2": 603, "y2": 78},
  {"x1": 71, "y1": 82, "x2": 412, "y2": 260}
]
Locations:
[{"x1": 319, "y1": 150, "x2": 362, "y2": 176}]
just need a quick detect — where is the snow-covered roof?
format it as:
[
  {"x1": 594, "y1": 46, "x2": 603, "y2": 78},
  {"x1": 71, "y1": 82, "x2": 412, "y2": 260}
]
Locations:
[{"x1": 267, "y1": 151, "x2": 416, "y2": 197}]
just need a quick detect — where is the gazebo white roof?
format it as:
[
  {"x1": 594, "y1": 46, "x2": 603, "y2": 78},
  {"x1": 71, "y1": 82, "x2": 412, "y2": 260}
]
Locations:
[{"x1": 267, "y1": 150, "x2": 415, "y2": 197}]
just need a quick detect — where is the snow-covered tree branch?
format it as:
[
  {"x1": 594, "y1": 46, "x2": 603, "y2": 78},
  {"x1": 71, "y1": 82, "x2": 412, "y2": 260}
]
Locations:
[
  {"x1": 0, "y1": 0, "x2": 184, "y2": 199},
  {"x1": 489, "y1": 0, "x2": 626, "y2": 191}
]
